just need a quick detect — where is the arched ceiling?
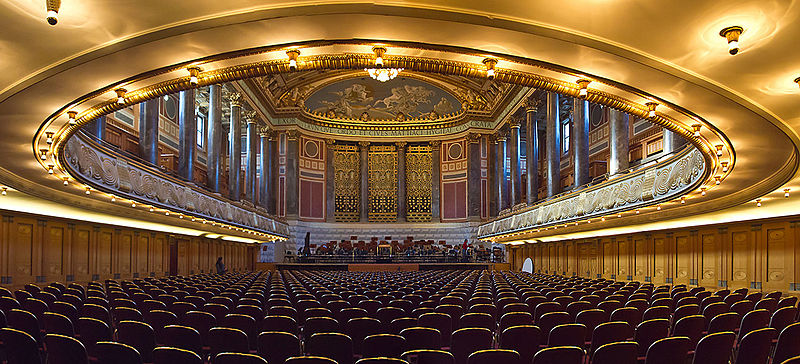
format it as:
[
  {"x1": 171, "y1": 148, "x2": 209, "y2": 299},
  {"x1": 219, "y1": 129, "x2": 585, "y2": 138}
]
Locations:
[{"x1": 0, "y1": 0, "x2": 798, "y2": 241}]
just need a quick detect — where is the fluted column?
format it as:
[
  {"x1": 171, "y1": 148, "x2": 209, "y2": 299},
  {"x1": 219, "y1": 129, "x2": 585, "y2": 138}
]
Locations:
[
  {"x1": 430, "y1": 141, "x2": 441, "y2": 222},
  {"x1": 525, "y1": 100, "x2": 540, "y2": 204},
  {"x1": 139, "y1": 98, "x2": 159, "y2": 165},
  {"x1": 285, "y1": 130, "x2": 300, "y2": 218},
  {"x1": 662, "y1": 129, "x2": 687, "y2": 155},
  {"x1": 496, "y1": 133, "x2": 508, "y2": 211},
  {"x1": 244, "y1": 111, "x2": 258, "y2": 202},
  {"x1": 572, "y1": 98, "x2": 590, "y2": 188},
  {"x1": 207, "y1": 85, "x2": 223, "y2": 193},
  {"x1": 326, "y1": 139, "x2": 336, "y2": 223},
  {"x1": 228, "y1": 93, "x2": 242, "y2": 200},
  {"x1": 467, "y1": 133, "x2": 482, "y2": 220},
  {"x1": 178, "y1": 89, "x2": 196, "y2": 181},
  {"x1": 396, "y1": 142, "x2": 407, "y2": 222},
  {"x1": 545, "y1": 91, "x2": 561, "y2": 197},
  {"x1": 358, "y1": 141, "x2": 370, "y2": 222},
  {"x1": 259, "y1": 128, "x2": 272, "y2": 210},
  {"x1": 508, "y1": 120, "x2": 522, "y2": 206},
  {"x1": 608, "y1": 109, "x2": 630, "y2": 176}
]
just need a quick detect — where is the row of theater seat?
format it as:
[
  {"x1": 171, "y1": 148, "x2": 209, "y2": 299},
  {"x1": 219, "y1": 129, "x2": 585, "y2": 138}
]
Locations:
[{"x1": 0, "y1": 270, "x2": 799, "y2": 364}]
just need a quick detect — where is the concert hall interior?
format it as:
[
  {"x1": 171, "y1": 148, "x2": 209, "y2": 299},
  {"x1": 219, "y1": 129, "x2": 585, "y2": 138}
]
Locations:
[{"x1": 0, "y1": 1, "x2": 799, "y2": 364}]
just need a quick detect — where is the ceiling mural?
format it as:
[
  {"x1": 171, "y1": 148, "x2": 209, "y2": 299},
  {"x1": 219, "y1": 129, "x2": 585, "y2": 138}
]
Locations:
[{"x1": 304, "y1": 77, "x2": 463, "y2": 121}]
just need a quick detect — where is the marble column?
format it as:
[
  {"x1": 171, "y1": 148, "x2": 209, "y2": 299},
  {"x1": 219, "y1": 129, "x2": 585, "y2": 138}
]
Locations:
[
  {"x1": 490, "y1": 137, "x2": 500, "y2": 215},
  {"x1": 508, "y1": 120, "x2": 522, "y2": 206},
  {"x1": 572, "y1": 98, "x2": 590, "y2": 189},
  {"x1": 206, "y1": 84, "x2": 223, "y2": 193},
  {"x1": 266, "y1": 133, "x2": 277, "y2": 214},
  {"x1": 177, "y1": 89, "x2": 196, "y2": 181},
  {"x1": 138, "y1": 98, "x2": 159, "y2": 165},
  {"x1": 359, "y1": 141, "x2": 370, "y2": 222},
  {"x1": 496, "y1": 133, "x2": 508, "y2": 211},
  {"x1": 662, "y1": 129, "x2": 687, "y2": 155},
  {"x1": 525, "y1": 100, "x2": 539, "y2": 205},
  {"x1": 87, "y1": 115, "x2": 106, "y2": 140},
  {"x1": 244, "y1": 111, "x2": 258, "y2": 202},
  {"x1": 325, "y1": 139, "x2": 336, "y2": 223},
  {"x1": 259, "y1": 128, "x2": 272, "y2": 210},
  {"x1": 545, "y1": 91, "x2": 561, "y2": 197},
  {"x1": 608, "y1": 109, "x2": 630, "y2": 176},
  {"x1": 227, "y1": 93, "x2": 242, "y2": 200},
  {"x1": 285, "y1": 130, "x2": 300, "y2": 218},
  {"x1": 467, "y1": 134, "x2": 482, "y2": 220},
  {"x1": 430, "y1": 141, "x2": 441, "y2": 222},
  {"x1": 396, "y1": 142, "x2": 407, "y2": 222}
]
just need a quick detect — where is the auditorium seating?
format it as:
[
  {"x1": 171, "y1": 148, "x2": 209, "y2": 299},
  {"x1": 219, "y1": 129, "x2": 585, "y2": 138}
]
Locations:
[{"x1": 0, "y1": 270, "x2": 797, "y2": 364}]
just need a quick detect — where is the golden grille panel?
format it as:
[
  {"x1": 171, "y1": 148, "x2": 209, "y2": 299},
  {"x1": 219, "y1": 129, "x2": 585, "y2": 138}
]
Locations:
[
  {"x1": 333, "y1": 145, "x2": 360, "y2": 222},
  {"x1": 406, "y1": 145, "x2": 433, "y2": 222},
  {"x1": 368, "y1": 145, "x2": 398, "y2": 222}
]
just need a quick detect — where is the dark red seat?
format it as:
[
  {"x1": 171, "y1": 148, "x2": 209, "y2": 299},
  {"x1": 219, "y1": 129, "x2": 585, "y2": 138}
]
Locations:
[
  {"x1": 94, "y1": 341, "x2": 142, "y2": 364},
  {"x1": 214, "y1": 352, "x2": 269, "y2": 364},
  {"x1": 591, "y1": 341, "x2": 637, "y2": 364},
  {"x1": 734, "y1": 328, "x2": 776, "y2": 364},
  {"x1": 532, "y1": 346, "x2": 583, "y2": 364},
  {"x1": 402, "y1": 349, "x2": 455, "y2": 364},
  {"x1": 401, "y1": 326, "x2": 442, "y2": 350},
  {"x1": 634, "y1": 319, "x2": 669, "y2": 359},
  {"x1": 306, "y1": 332, "x2": 354, "y2": 364},
  {"x1": 547, "y1": 323, "x2": 586, "y2": 348},
  {"x1": 691, "y1": 331, "x2": 734, "y2": 364},
  {"x1": 257, "y1": 331, "x2": 302, "y2": 364},
  {"x1": 467, "y1": 349, "x2": 520, "y2": 364},
  {"x1": 644, "y1": 336, "x2": 689, "y2": 364},
  {"x1": 451, "y1": 328, "x2": 493, "y2": 364},
  {"x1": 152, "y1": 347, "x2": 202, "y2": 364},
  {"x1": 0, "y1": 327, "x2": 41, "y2": 364},
  {"x1": 363, "y1": 333, "x2": 407, "y2": 358},
  {"x1": 208, "y1": 327, "x2": 249, "y2": 358},
  {"x1": 672, "y1": 315, "x2": 704, "y2": 348}
]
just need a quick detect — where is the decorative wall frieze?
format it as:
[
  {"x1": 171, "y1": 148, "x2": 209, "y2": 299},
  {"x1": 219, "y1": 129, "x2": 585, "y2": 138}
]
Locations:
[
  {"x1": 478, "y1": 146, "x2": 707, "y2": 239},
  {"x1": 63, "y1": 132, "x2": 289, "y2": 238}
]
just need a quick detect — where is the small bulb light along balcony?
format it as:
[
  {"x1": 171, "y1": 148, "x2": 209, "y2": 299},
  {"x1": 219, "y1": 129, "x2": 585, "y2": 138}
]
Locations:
[
  {"x1": 483, "y1": 58, "x2": 497, "y2": 79},
  {"x1": 286, "y1": 49, "x2": 300, "y2": 71},
  {"x1": 719, "y1": 26, "x2": 743, "y2": 55},
  {"x1": 67, "y1": 111, "x2": 77, "y2": 126},
  {"x1": 45, "y1": 0, "x2": 60, "y2": 25},
  {"x1": 115, "y1": 88, "x2": 127, "y2": 104},
  {"x1": 577, "y1": 79, "x2": 591, "y2": 97},
  {"x1": 646, "y1": 102, "x2": 658, "y2": 118},
  {"x1": 187, "y1": 66, "x2": 201, "y2": 85}
]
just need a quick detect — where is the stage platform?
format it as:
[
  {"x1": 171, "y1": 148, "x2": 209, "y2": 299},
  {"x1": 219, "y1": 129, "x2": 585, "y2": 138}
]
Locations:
[{"x1": 256, "y1": 262, "x2": 510, "y2": 271}]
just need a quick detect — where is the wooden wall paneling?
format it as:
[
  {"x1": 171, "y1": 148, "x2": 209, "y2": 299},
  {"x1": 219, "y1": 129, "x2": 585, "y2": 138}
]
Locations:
[
  {"x1": 729, "y1": 227, "x2": 753, "y2": 290},
  {"x1": 177, "y1": 239, "x2": 188, "y2": 276},
  {"x1": 0, "y1": 216, "x2": 9, "y2": 283},
  {"x1": 44, "y1": 221, "x2": 65, "y2": 282},
  {"x1": 601, "y1": 238, "x2": 612, "y2": 279},
  {"x1": 11, "y1": 217, "x2": 35, "y2": 285},
  {"x1": 136, "y1": 233, "x2": 149, "y2": 277},
  {"x1": 763, "y1": 222, "x2": 791, "y2": 293},
  {"x1": 752, "y1": 224, "x2": 764, "y2": 291},
  {"x1": 674, "y1": 232, "x2": 690, "y2": 285},
  {"x1": 633, "y1": 235, "x2": 646, "y2": 281},
  {"x1": 793, "y1": 222, "x2": 800, "y2": 288},
  {"x1": 72, "y1": 226, "x2": 90, "y2": 282},
  {"x1": 578, "y1": 242, "x2": 589, "y2": 277},
  {"x1": 34, "y1": 220, "x2": 46, "y2": 282},
  {"x1": 618, "y1": 237, "x2": 630, "y2": 280},
  {"x1": 63, "y1": 224, "x2": 73, "y2": 281},
  {"x1": 699, "y1": 229, "x2": 719, "y2": 289},
  {"x1": 189, "y1": 238, "x2": 198, "y2": 274},
  {"x1": 653, "y1": 234, "x2": 666, "y2": 285},
  {"x1": 717, "y1": 228, "x2": 729, "y2": 289},
  {"x1": 119, "y1": 231, "x2": 133, "y2": 278}
]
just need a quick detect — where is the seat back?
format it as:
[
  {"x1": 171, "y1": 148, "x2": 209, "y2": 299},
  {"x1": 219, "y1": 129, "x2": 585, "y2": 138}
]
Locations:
[
  {"x1": 152, "y1": 347, "x2": 202, "y2": 364},
  {"x1": 591, "y1": 341, "x2": 638, "y2": 364},
  {"x1": 532, "y1": 346, "x2": 584, "y2": 364},
  {"x1": 547, "y1": 323, "x2": 586, "y2": 348},
  {"x1": 645, "y1": 336, "x2": 690, "y2": 364},
  {"x1": 363, "y1": 334, "x2": 407, "y2": 358},
  {"x1": 734, "y1": 328, "x2": 777, "y2": 364},
  {"x1": 401, "y1": 326, "x2": 442, "y2": 350},
  {"x1": 450, "y1": 328, "x2": 493, "y2": 364},
  {"x1": 634, "y1": 319, "x2": 669, "y2": 358},
  {"x1": 466, "y1": 349, "x2": 520, "y2": 364},
  {"x1": 691, "y1": 331, "x2": 734, "y2": 364},
  {"x1": 306, "y1": 332, "x2": 354, "y2": 364},
  {"x1": 0, "y1": 327, "x2": 41, "y2": 364},
  {"x1": 257, "y1": 331, "x2": 302, "y2": 364},
  {"x1": 94, "y1": 341, "x2": 143, "y2": 364}
]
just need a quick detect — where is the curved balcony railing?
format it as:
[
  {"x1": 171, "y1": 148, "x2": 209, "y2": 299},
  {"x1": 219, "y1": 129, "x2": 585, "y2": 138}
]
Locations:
[
  {"x1": 478, "y1": 145, "x2": 707, "y2": 239},
  {"x1": 62, "y1": 131, "x2": 289, "y2": 238}
]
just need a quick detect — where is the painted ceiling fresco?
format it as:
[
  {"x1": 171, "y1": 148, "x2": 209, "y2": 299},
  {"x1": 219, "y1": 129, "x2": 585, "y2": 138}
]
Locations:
[{"x1": 305, "y1": 76, "x2": 463, "y2": 120}]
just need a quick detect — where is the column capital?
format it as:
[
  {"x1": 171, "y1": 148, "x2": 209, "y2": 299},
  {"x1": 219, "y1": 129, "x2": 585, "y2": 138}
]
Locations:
[
  {"x1": 325, "y1": 138, "x2": 336, "y2": 147},
  {"x1": 429, "y1": 140, "x2": 441, "y2": 150},
  {"x1": 228, "y1": 92, "x2": 243, "y2": 107},
  {"x1": 466, "y1": 133, "x2": 481, "y2": 144},
  {"x1": 495, "y1": 130, "x2": 508, "y2": 142},
  {"x1": 507, "y1": 119, "x2": 521, "y2": 129},
  {"x1": 358, "y1": 140, "x2": 370, "y2": 149},
  {"x1": 242, "y1": 110, "x2": 257, "y2": 123},
  {"x1": 258, "y1": 126, "x2": 271, "y2": 138},
  {"x1": 395, "y1": 141, "x2": 407, "y2": 149},
  {"x1": 286, "y1": 130, "x2": 300, "y2": 140},
  {"x1": 523, "y1": 98, "x2": 542, "y2": 112}
]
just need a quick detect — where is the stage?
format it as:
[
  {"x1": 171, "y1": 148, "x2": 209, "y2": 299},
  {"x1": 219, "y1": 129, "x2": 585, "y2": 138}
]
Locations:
[{"x1": 255, "y1": 262, "x2": 511, "y2": 271}]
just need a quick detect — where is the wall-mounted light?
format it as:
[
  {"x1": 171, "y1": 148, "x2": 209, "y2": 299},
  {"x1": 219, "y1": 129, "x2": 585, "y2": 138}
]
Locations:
[
  {"x1": 45, "y1": 132, "x2": 54, "y2": 145},
  {"x1": 715, "y1": 145, "x2": 724, "y2": 157},
  {"x1": 131, "y1": 202, "x2": 136, "y2": 207},
  {"x1": 601, "y1": 217, "x2": 606, "y2": 221},
  {"x1": 721, "y1": 161, "x2": 729, "y2": 173},
  {"x1": 756, "y1": 198, "x2": 762, "y2": 207},
  {"x1": 483, "y1": 58, "x2": 498, "y2": 79},
  {"x1": 715, "y1": 176, "x2": 722, "y2": 185},
  {"x1": 39, "y1": 149, "x2": 48, "y2": 160},
  {"x1": 692, "y1": 124, "x2": 701, "y2": 137},
  {"x1": 46, "y1": 0, "x2": 60, "y2": 25},
  {"x1": 62, "y1": 177, "x2": 68, "y2": 186},
  {"x1": 85, "y1": 187, "x2": 91, "y2": 195},
  {"x1": 109, "y1": 195, "x2": 115, "y2": 202},
  {"x1": 719, "y1": 26, "x2": 743, "y2": 55},
  {"x1": 149, "y1": 207, "x2": 154, "y2": 212},
  {"x1": 701, "y1": 187, "x2": 707, "y2": 196},
  {"x1": 165, "y1": 211, "x2": 170, "y2": 216},
  {"x1": 657, "y1": 205, "x2": 662, "y2": 211},
  {"x1": 187, "y1": 67, "x2": 201, "y2": 85},
  {"x1": 67, "y1": 111, "x2": 77, "y2": 126},
  {"x1": 47, "y1": 165, "x2": 54, "y2": 174},
  {"x1": 286, "y1": 50, "x2": 300, "y2": 71},
  {"x1": 635, "y1": 209, "x2": 640, "y2": 214},
  {"x1": 576, "y1": 79, "x2": 591, "y2": 97},
  {"x1": 617, "y1": 213, "x2": 622, "y2": 218},
  {"x1": 646, "y1": 102, "x2": 658, "y2": 118},
  {"x1": 114, "y1": 88, "x2": 127, "y2": 104},
  {"x1": 372, "y1": 46, "x2": 387, "y2": 68},
  {"x1": 681, "y1": 196, "x2": 686, "y2": 204},
  {"x1": 784, "y1": 189, "x2": 790, "y2": 198}
]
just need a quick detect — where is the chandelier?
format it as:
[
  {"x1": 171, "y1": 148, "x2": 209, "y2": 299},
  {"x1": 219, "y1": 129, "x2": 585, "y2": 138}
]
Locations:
[{"x1": 365, "y1": 68, "x2": 403, "y2": 82}]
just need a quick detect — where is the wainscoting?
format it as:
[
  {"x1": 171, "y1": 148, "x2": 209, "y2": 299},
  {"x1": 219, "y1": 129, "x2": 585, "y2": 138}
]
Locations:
[
  {"x1": 0, "y1": 210, "x2": 257, "y2": 289},
  {"x1": 508, "y1": 216, "x2": 800, "y2": 293}
]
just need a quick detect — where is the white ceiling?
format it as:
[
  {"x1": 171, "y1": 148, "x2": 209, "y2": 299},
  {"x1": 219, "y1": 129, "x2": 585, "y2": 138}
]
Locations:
[{"x1": 0, "y1": 0, "x2": 798, "y2": 238}]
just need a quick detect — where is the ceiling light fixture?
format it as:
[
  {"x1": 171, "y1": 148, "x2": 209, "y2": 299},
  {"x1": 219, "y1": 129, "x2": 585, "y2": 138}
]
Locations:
[
  {"x1": 109, "y1": 195, "x2": 115, "y2": 202},
  {"x1": 715, "y1": 145, "x2": 724, "y2": 156},
  {"x1": 187, "y1": 67, "x2": 201, "y2": 85},
  {"x1": 366, "y1": 68, "x2": 403, "y2": 82},
  {"x1": 67, "y1": 111, "x2": 77, "y2": 126},
  {"x1": 483, "y1": 58, "x2": 498, "y2": 79},
  {"x1": 62, "y1": 177, "x2": 68, "y2": 186},
  {"x1": 721, "y1": 162, "x2": 729, "y2": 173},
  {"x1": 114, "y1": 88, "x2": 127, "y2": 104},
  {"x1": 39, "y1": 149, "x2": 48, "y2": 160},
  {"x1": 47, "y1": 165, "x2": 54, "y2": 174},
  {"x1": 692, "y1": 124, "x2": 701, "y2": 137},
  {"x1": 795, "y1": 77, "x2": 800, "y2": 88},
  {"x1": 646, "y1": 102, "x2": 658, "y2": 118},
  {"x1": 286, "y1": 50, "x2": 300, "y2": 71},
  {"x1": 45, "y1": 0, "x2": 60, "y2": 25},
  {"x1": 372, "y1": 46, "x2": 386, "y2": 68},
  {"x1": 149, "y1": 207, "x2": 154, "y2": 212},
  {"x1": 635, "y1": 209, "x2": 640, "y2": 214},
  {"x1": 45, "y1": 132, "x2": 54, "y2": 144},
  {"x1": 784, "y1": 189, "x2": 790, "y2": 198},
  {"x1": 84, "y1": 187, "x2": 91, "y2": 195},
  {"x1": 576, "y1": 79, "x2": 591, "y2": 97},
  {"x1": 657, "y1": 205, "x2": 662, "y2": 211},
  {"x1": 601, "y1": 217, "x2": 606, "y2": 221},
  {"x1": 701, "y1": 187, "x2": 707, "y2": 196},
  {"x1": 719, "y1": 26, "x2": 743, "y2": 55},
  {"x1": 131, "y1": 202, "x2": 136, "y2": 207},
  {"x1": 715, "y1": 176, "x2": 722, "y2": 185},
  {"x1": 756, "y1": 198, "x2": 762, "y2": 207},
  {"x1": 1, "y1": 187, "x2": 6, "y2": 196},
  {"x1": 681, "y1": 196, "x2": 686, "y2": 204}
]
